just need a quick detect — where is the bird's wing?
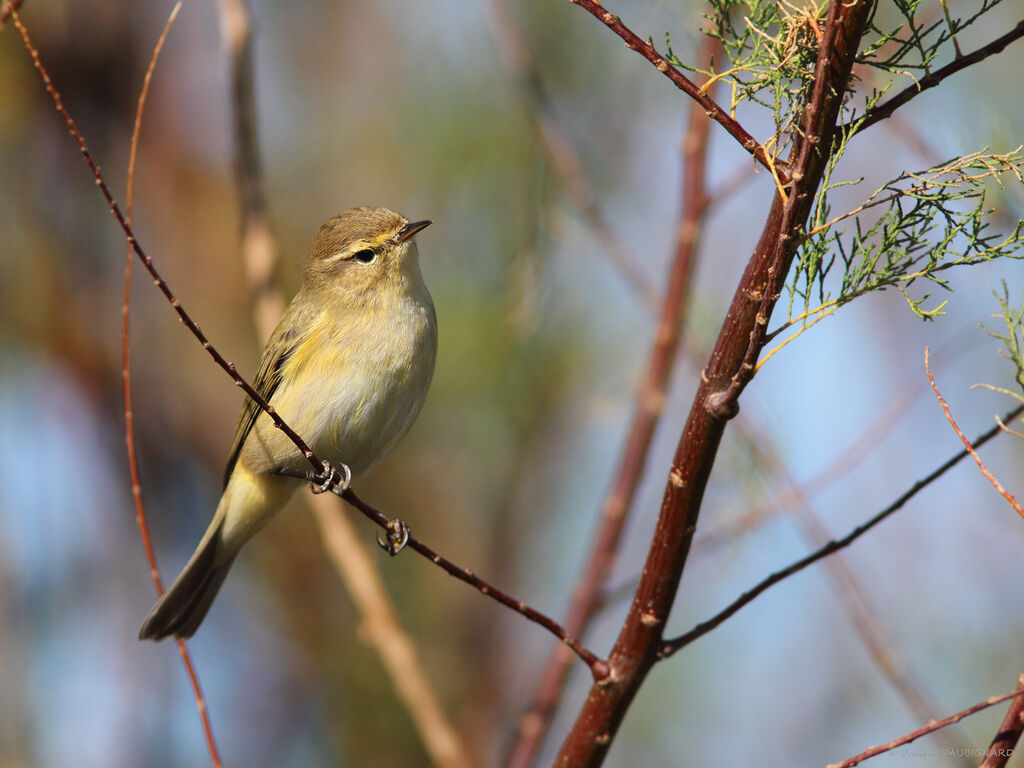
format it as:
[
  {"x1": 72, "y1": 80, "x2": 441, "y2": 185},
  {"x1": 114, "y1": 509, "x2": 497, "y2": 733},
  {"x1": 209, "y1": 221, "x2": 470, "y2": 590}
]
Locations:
[{"x1": 222, "y1": 300, "x2": 313, "y2": 488}]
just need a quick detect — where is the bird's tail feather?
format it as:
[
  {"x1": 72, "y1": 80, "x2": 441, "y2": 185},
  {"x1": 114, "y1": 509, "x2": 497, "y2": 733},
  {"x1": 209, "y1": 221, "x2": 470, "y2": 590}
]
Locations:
[{"x1": 138, "y1": 517, "x2": 236, "y2": 641}]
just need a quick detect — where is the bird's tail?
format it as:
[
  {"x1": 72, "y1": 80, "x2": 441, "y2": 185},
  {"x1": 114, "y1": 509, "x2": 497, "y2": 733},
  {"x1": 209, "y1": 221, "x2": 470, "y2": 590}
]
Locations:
[{"x1": 138, "y1": 516, "x2": 236, "y2": 641}]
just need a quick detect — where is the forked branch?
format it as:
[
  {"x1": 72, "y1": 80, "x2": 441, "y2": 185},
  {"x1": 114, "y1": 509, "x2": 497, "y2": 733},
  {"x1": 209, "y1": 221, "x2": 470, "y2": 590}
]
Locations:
[{"x1": 566, "y1": 0, "x2": 793, "y2": 184}]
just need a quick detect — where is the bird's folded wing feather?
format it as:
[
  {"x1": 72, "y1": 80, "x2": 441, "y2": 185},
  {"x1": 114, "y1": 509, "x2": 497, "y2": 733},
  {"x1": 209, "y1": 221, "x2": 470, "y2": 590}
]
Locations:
[{"x1": 222, "y1": 300, "x2": 314, "y2": 488}]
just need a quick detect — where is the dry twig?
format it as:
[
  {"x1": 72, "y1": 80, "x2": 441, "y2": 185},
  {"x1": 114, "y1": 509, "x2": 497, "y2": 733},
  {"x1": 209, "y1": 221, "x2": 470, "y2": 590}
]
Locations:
[
  {"x1": 115, "y1": 5, "x2": 222, "y2": 766},
  {"x1": 566, "y1": 0, "x2": 793, "y2": 185},
  {"x1": 827, "y1": 681, "x2": 1024, "y2": 768},
  {"x1": 925, "y1": 348, "x2": 1024, "y2": 520},
  {"x1": 661, "y1": 401, "x2": 1023, "y2": 655}
]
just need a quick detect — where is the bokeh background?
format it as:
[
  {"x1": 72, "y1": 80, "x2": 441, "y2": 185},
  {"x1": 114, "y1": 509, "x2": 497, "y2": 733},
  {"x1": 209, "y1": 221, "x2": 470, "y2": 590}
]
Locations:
[{"x1": 1, "y1": 1, "x2": 1023, "y2": 766}]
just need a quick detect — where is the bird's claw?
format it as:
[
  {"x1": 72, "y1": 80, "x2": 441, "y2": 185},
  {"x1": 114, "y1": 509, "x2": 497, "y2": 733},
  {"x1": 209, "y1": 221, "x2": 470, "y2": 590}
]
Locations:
[
  {"x1": 311, "y1": 460, "x2": 351, "y2": 494},
  {"x1": 377, "y1": 518, "x2": 410, "y2": 556}
]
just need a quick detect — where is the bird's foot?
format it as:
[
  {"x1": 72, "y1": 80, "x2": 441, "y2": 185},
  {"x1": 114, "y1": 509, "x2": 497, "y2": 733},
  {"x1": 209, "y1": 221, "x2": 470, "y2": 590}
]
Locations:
[
  {"x1": 310, "y1": 460, "x2": 351, "y2": 494},
  {"x1": 377, "y1": 518, "x2": 410, "y2": 556}
]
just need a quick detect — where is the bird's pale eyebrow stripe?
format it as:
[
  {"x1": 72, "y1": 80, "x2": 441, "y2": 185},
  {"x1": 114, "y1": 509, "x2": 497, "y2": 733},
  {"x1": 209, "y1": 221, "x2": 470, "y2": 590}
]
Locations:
[{"x1": 325, "y1": 232, "x2": 395, "y2": 261}]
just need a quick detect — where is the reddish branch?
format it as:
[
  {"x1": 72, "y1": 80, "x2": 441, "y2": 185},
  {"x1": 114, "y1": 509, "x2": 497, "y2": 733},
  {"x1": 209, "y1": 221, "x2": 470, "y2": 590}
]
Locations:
[
  {"x1": 505, "y1": 36, "x2": 720, "y2": 768},
  {"x1": 979, "y1": 675, "x2": 1024, "y2": 768},
  {"x1": 925, "y1": 349, "x2": 1024, "y2": 520},
  {"x1": 0, "y1": 0, "x2": 22, "y2": 27},
  {"x1": 7, "y1": 5, "x2": 323, "y2": 479},
  {"x1": 660, "y1": 402, "x2": 1024, "y2": 655},
  {"x1": 849, "y1": 20, "x2": 1024, "y2": 134},
  {"x1": 117, "y1": 8, "x2": 223, "y2": 767},
  {"x1": 566, "y1": 0, "x2": 792, "y2": 184},
  {"x1": 827, "y1": 681, "x2": 1024, "y2": 768},
  {"x1": 553, "y1": 1, "x2": 876, "y2": 763},
  {"x1": 9, "y1": 0, "x2": 604, "y2": 678},
  {"x1": 272, "y1": 468, "x2": 606, "y2": 676}
]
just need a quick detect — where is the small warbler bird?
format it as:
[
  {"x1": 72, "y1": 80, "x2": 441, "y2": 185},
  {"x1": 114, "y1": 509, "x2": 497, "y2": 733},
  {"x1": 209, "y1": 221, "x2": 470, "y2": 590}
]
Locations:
[{"x1": 139, "y1": 206, "x2": 437, "y2": 640}]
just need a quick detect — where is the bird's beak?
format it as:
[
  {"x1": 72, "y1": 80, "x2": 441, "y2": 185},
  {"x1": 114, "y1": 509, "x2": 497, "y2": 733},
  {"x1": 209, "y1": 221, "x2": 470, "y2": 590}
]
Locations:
[{"x1": 398, "y1": 219, "x2": 432, "y2": 242}]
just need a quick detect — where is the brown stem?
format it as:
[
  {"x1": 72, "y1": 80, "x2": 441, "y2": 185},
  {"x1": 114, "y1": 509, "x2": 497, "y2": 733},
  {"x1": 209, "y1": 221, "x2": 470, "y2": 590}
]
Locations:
[
  {"x1": 8, "y1": 3, "x2": 322, "y2": 477},
  {"x1": 0, "y1": 0, "x2": 23, "y2": 27},
  {"x1": 566, "y1": 0, "x2": 792, "y2": 184},
  {"x1": 119, "y1": 6, "x2": 221, "y2": 766},
  {"x1": 504, "y1": 35, "x2": 720, "y2": 768},
  {"x1": 978, "y1": 675, "x2": 1024, "y2": 768},
  {"x1": 848, "y1": 20, "x2": 1024, "y2": 135},
  {"x1": 926, "y1": 348, "x2": 1024, "y2": 519},
  {"x1": 827, "y1": 682, "x2": 1024, "y2": 768},
  {"x1": 660, "y1": 403, "x2": 1024, "y2": 655},
  {"x1": 729, "y1": 415, "x2": 973, "y2": 764},
  {"x1": 274, "y1": 469, "x2": 607, "y2": 676},
  {"x1": 216, "y1": 0, "x2": 284, "y2": 342},
  {"x1": 553, "y1": 1, "x2": 876, "y2": 763}
]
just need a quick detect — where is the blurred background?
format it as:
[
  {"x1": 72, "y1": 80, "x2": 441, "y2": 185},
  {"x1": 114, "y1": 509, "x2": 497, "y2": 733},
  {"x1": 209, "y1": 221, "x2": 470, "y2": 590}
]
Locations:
[{"x1": 1, "y1": 0, "x2": 1023, "y2": 766}]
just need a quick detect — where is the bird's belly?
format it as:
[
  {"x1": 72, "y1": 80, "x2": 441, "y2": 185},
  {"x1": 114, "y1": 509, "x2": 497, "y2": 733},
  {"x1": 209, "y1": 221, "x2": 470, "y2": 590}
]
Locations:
[{"x1": 262, "y1": 304, "x2": 436, "y2": 477}]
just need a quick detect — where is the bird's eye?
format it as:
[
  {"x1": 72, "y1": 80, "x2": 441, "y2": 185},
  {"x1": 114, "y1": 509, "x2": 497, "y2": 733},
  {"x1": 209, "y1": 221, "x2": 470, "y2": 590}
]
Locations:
[{"x1": 353, "y1": 249, "x2": 376, "y2": 263}]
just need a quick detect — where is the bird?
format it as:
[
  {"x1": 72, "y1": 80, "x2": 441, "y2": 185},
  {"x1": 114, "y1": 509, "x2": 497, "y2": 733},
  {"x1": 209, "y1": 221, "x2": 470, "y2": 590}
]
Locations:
[{"x1": 139, "y1": 206, "x2": 437, "y2": 640}]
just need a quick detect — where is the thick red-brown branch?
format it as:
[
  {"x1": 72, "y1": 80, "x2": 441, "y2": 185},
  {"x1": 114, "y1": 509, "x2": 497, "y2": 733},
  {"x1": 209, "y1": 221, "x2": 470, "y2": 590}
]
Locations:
[
  {"x1": 979, "y1": 675, "x2": 1024, "y2": 768},
  {"x1": 504, "y1": 35, "x2": 720, "y2": 768},
  {"x1": 848, "y1": 20, "x2": 1024, "y2": 134},
  {"x1": 827, "y1": 683, "x2": 1024, "y2": 768},
  {"x1": 566, "y1": 0, "x2": 792, "y2": 184},
  {"x1": 553, "y1": 1, "x2": 875, "y2": 763},
  {"x1": 659, "y1": 403, "x2": 1024, "y2": 656}
]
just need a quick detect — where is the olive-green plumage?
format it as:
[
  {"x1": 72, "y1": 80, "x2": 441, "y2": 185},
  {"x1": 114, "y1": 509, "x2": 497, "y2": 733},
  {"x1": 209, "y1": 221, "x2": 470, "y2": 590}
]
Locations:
[{"x1": 139, "y1": 207, "x2": 437, "y2": 640}]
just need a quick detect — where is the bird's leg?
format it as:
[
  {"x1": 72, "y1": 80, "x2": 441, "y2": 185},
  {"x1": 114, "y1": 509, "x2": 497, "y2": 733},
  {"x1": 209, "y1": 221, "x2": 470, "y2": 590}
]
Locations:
[
  {"x1": 377, "y1": 518, "x2": 410, "y2": 556},
  {"x1": 310, "y1": 459, "x2": 351, "y2": 494}
]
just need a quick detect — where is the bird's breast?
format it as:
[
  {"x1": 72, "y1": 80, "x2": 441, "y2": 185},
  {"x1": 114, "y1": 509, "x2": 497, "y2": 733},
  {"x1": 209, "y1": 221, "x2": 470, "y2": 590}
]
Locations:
[{"x1": 272, "y1": 293, "x2": 437, "y2": 475}]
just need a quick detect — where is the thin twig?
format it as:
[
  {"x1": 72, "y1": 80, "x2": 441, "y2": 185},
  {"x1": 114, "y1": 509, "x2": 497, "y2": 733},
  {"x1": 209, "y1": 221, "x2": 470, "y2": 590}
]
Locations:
[
  {"x1": 0, "y1": 0, "x2": 23, "y2": 27},
  {"x1": 978, "y1": 675, "x2": 1024, "y2": 768},
  {"x1": 274, "y1": 469, "x2": 607, "y2": 677},
  {"x1": 848, "y1": 21, "x2": 1024, "y2": 135},
  {"x1": 214, "y1": 4, "x2": 473, "y2": 764},
  {"x1": 565, "y1": 0, "x2": 792, "y2": 186},
  {"x1": 697, "y1": 328, "x2": 976, "y2": 558},
  {"x1": 660, "y1": 403, "x2": 1024, "y2": 656},
  {"x1": 925, "y1": 348, "x2": 1024, "y2": 520},
  {"x1": 120, "y1": 6, "x2": 222, "y2": 767},
  {"x1": 310, "y1": 500, "x2": 475, "y2": 768},
  {"x1": 729, "y1": 413, "x2": 973, "y2": 763},
  {"x1": 504, "y1": 35, "x2": 720, "y2": 768},
  {"x1": 486, "y1": 0, "x2": 659, "y2": 312},
  {"x1": 826, "y1": 683, "x2": 1024, "y2": 768},
  {"x1": 7, "y1": 3, "x2": 323, "y2": 476},
  {"x1": 9, "y1": 0, "x2": 602, "y2": 687}
]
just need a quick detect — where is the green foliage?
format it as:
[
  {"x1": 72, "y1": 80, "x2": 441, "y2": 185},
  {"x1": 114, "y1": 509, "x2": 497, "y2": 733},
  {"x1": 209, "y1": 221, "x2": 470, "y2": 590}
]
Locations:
[
  {"x1": 982, "y1": 280, "x2": 1024, "y2": 393},
  {"x1": 782, "y1": 149, "x2": 1024, "y2": 327},
  {"x1": 665, "y1": 0, "x2": 826, "y2": 157},
  {"x1": 858, "y1": 0, "x2": 1008, "y2": 76}
]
